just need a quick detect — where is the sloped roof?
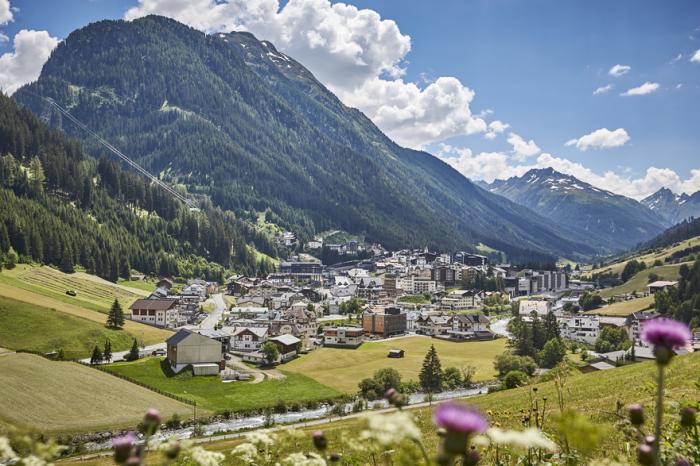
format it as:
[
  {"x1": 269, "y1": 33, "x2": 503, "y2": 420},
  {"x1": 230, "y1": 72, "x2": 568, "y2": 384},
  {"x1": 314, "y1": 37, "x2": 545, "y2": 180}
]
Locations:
[
  {"x1": 131, "y1": 298, "x2": 178, "y2": 310},
  {"x1": 166, "y1": 328, "x2": 192, "y2": 346},
  {"x1": 270, "y1": 334, "x2": 301, "y2": 346}
]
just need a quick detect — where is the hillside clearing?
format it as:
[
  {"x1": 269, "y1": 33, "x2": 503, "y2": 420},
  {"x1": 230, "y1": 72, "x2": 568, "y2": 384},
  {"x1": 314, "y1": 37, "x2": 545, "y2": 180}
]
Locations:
[
  {"x1": 586, "y1": 295, "x2": 654, "y2": 316},
  {"x1": 103, "y1": 357, "x2": 342, "y2": 412},
  {"x1": 0, "y1": 296, "x2": 134, "y2": 359},
  {"x1": 0, "y1": 353, "x2": 191, "y2": 433},
  {"x1": 589, "y1": 235, "x2": 700, "y2": 276},
  {"x1": 284, "y1": 336, "x2": 507, "y2": 393},
  {"x1": 0, "y1": 264, "x2": 147, "y2": 312},
  {"x1": 599, "y1": 263, "x2": 684, "y2": 298},
  {"x1": 0, "y1": 282, "x2": 170, "y2": 346}
]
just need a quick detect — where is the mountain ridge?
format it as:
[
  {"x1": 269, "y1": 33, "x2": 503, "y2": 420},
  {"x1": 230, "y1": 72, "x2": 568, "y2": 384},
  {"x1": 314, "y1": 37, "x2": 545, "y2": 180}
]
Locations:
[
  {"x1": 485, "y1": 167, "x2": 666, "y2": 253},
  {"x1": 15, "y1": 15, "x2": 596, "y2": 262},
  {"x1": 641, "y1": 187, "x2": 700, "y2": 225}
]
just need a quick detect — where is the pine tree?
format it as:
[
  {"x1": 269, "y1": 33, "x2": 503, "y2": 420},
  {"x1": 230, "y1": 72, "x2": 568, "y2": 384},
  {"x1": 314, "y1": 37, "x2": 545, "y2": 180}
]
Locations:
[
  {"x1": 543, "y1": 311, "x2": 560, "y2": 341},
  {"x1": 90, "y1": 345, "x2": 103, "y2": 365},
  {"x1": 419, "y1": 345, "x2": 443, "y2": 393},
  {"x1": 530, "y1": 313, "x2": 546, "y2": 350},
  {"x1": 106, "y1": 298, "x2": 124, "y2": 329},
  {"x1": 128, "y1": 339, "x2": 140, "y2": 361},
  {"x1": 103, "y1": 340, "x2": 112, "y2": 362}
]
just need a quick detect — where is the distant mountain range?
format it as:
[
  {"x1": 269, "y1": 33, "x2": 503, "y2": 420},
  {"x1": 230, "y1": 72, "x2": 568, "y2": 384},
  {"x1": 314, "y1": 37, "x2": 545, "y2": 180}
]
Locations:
[
  {"x1": 485, "y1": 168, "x2": 667, "y2": 253},
  {"x1": 641, "y1": 187, "x2": 700, "y2": 225},
  {"x1": 15, "y1": 15, "x2": 596, "y2": 263}
]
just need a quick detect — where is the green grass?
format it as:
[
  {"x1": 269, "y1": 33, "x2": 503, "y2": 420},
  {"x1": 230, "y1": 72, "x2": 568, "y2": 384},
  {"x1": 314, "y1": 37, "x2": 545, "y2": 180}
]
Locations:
[
  {"x1": 61, "y1": 351, "x2": 700, "y2": 466},
  {"x1": 0, "y1": 295, "x2": 134, "y2": 359},
  {"x1": 285, "y1": 336, "x2": 507, "y2": 393},
  {"x1": 103, "y1": 357, "x2": 342, "y2": 412},
  {"x1": 0, "y1": 264, "x2": 147, "y2": 312},
  {"x1": 599, "y1": 263, "x2": 684, "y2": 298},
  {"x1": 586, "y1": 295, "x2": 655, "y2": 316},
  {"x1": 589, "y1": 235, "x2": 700, "y2": 277},
  {"x1": 397, "y1": 295, "x2": 431, "y2": 304},
  {"x1": 0, "y1": 353, "x2": 191, "y2": 433},
  {"x1": 116, "y1": 278, "x2": 156, "y2": 293}
]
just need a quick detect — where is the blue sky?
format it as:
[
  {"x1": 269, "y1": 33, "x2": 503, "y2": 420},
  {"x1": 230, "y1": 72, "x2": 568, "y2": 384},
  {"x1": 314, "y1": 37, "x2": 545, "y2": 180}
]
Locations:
[{"x1": 1, "y1": 0, "x2": 699, "y2": 199}]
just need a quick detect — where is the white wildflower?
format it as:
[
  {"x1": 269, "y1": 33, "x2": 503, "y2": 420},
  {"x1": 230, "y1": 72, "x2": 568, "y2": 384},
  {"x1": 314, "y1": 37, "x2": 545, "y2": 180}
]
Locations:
[
  {"x1": 282, "y1": 452, "x2": 326, "y2": 466},
  {"x1": 487, "y1": 427, "x2": 558, "y2": 452},
  {"x1": 360, "y1": 412, "x2": 420, "y2": 446},
  {"x1": 231, "y1": 443, "x2": 258, "y2": 463},
  {"x1": 0, "y1": 437, "x2": 17, "y2": 461},
  {"x1": 246, "y1": 430, "x2": 276, "y2": 447},
  {"x1": 189, "y1": 446, "x2": 225, "y2": 466},
  {"x1": 283, "y1": 428, "x2": 307, "y2": 440},
  {"x1": 19, "y1": 455, "x2": 47, "y2": 466}
]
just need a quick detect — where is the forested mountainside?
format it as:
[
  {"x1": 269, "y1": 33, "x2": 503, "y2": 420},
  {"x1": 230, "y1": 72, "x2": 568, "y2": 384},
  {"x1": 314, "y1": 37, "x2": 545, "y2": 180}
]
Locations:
[
  {"x1": 486, "y1": 168, "x2": 666, "y2": 253},
  {"x1": 0, "y1": 93, "x2": 277, "y2": 281},
  {"x1": 641, "y1": 187, "x2": 700, "y2": 225},
  {"x1": 640, "y1": 217, "x2": 700, "y2": 250},
  {"x1": 15, "y1": 15, "x2": 596, "y2": 264}
]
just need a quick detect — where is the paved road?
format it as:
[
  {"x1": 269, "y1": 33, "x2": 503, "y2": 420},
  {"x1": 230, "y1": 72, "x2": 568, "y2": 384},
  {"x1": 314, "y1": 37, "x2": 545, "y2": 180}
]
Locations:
[
  {"x1": 197, "y1": 293, "x2": 227, "y2": 330},
  {"x1": 78, "y1": 342, "x2": 167, "y2": 364}
]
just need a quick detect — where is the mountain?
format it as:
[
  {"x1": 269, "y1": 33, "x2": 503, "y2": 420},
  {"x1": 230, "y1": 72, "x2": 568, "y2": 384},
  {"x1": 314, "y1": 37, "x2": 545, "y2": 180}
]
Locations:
[
  {"x1": 14, "y1": 16, "x2": 594, "y2": 263},
  {"x1": 641, "y1": 187, "x2": 700, "y2": 225},
  {"x1": 640, "y1": 216, "x2": 700, "y2": 251},
  {"x1": 0, "y1": 93, "x2": 277, "y2": 282},
  {"x1": 486, "y1": 168, "x2": 666, "y2": 253}
]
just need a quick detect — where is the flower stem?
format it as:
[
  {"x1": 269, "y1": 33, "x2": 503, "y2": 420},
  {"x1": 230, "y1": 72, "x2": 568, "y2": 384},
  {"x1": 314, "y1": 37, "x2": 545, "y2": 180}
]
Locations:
[
  {"x1": 413, "y1": 439, "x2": 431, "y2": 465},
  {"x1": 653, "y1": 364, "x2": 665, "y2": 466}
]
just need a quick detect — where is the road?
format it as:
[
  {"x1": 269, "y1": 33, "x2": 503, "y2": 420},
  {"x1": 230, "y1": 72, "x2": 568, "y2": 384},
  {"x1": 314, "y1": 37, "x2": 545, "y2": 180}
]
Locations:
[{"x1": 197, "y1": 293, "x2": 227, "y2": 330}]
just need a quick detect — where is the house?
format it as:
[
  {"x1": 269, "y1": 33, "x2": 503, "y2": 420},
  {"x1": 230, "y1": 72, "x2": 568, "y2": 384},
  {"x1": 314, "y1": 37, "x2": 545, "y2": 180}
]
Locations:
[
  {"x1": 415, "y1": 314, "x2": 452, "y2": 336},
  {"x1": 445, "y1": 314, "x2": 494, "y2": 341},
  {"x1": 388, "y1": 349, "x2": 405, "y2": 358},
  {"x1": 195, "y1": 328, "x2": 233, "y2": 353},
  {"x1": 232, "y1": 327, "x2": 269, "y2": 352},
  {"x1": 269, "y1": 334, "x2": 302, "y2": 362},
  {"x1": 323, "y1": 327, "x2": 364, "y2": 348},
  {"x1": 559, "y1": 315, "x2": 600, "y2": 345},
  {"x1": 440, "y1": 290, "x2": 483, "y2": 310},
  {"x1": 355, "y1": 277, "x2": 384, "y2": 301},
  {"x1": 278, "y1": 261, "x2": 323, "y2": 283},
  {"x1": 130, "y1": 298, "x2": 179, "y2": 328},
  {"x1": 518, "y1": 300, "x2": 551, "y2": 317},
  {"x1": 647, "y1": 281, "x2": 678, "y2": 295},
  {"x1": 166, "y1": 329, "x2": 222, "y2": 374},
  {"x1": 362, "y1": 306, "x2": 407, "y2": 337},
  {"x1": 626, "y1": 311, "x2": 660, "y2": 344}
]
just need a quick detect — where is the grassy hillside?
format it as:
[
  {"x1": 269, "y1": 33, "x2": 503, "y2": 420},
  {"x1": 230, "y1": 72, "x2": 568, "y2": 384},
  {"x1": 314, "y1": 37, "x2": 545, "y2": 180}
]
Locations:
[
  {"x1": 0, "y1": 280, "x2": 170, "y2": 346},
  {"x1": 104, "y1": 357, "x2": 342, "y2": 412},
  {"x1": 284, "y1": 337, "x2": 507, "y2": 393},
  {"x1": 0, "y1": 296, "x2": 134, "y2": 359},
  {"x1": 0, "y1": 353, "x2": 191, "y2": 433},
  {"x1": 58, "y1": 352, "x2": 700, "y2": 465},
  {"x1": 589, "y1": 235, "x2": 700, "y2": 276},
  {"x1": 586, "y1": 295, "x2": 654, "y2": 316},
  {"x1": 0, "y1": 264, "x2": 147, "y2": 312},
  {"x1": 598, "y1": 263, "x2": 685, "y2": 298}
]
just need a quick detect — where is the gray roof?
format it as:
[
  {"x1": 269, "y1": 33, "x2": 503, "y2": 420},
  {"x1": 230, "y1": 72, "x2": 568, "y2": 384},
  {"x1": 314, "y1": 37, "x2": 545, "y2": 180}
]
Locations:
[
  {"x1": 270, "y1": 334, "x2": 301, "y2": 346},
  {"x1": 166, "y1": 328, "x2": 193, "y2": 346}
]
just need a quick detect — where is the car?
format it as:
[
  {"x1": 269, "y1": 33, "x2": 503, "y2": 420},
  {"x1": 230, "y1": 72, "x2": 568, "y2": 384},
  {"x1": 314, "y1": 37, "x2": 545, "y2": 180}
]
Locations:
[{"x1": 66, "y1": 290, "x2": 77, "y2": 296}]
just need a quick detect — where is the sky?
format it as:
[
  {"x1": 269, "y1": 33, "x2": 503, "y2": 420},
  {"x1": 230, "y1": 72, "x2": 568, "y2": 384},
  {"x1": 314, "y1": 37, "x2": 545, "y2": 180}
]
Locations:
[{"x1": 1, "y1": 0, "x2": 699, "y2": 200}]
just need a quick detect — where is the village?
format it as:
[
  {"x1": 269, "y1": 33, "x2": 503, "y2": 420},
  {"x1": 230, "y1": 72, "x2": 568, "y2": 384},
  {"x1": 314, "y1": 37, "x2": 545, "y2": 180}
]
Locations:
[{"x1": 121, "y1": 235, "x2": 698, "y2": 381}]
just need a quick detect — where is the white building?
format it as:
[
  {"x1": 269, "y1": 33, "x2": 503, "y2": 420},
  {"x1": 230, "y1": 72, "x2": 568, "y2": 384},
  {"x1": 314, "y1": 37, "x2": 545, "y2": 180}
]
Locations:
[
  {"x1": 129, "y1": 298, "x2": 179, "y2": 328},
  {"x1": 440, "y1": 290, "x2": 483, "y2": 310},
  {"x1": 323, "y1": 327, "x2": 363, "y2": 348},
  {"x1": 559, "y1": 315, "x2": 600, "y2": 345},
  {"x1": 518, "y1": 300, "x2": 551, "y2": 317}
]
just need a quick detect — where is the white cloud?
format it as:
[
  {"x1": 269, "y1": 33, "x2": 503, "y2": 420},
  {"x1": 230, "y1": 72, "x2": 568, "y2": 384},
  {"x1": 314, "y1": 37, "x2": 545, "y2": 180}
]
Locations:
[
  {"x1": 565, "y1": 127, "x2": 630, "y2": 151},
  {"x1": 608, "y1": 64, "x2": 631, "y2": 77},
  {"x1": 620, "y1": 82, "x2": 659, "y2": 96},
  {"x1": 0, "y1": 29, "x2": 59, "y2": 95},
  {"x1": 691, "y1": 49, "x2": 700, "y2": 63},
  {"x1": 438, "y1": 143, "x2": 700, "y2": 200},
  {"x1": 484, "y1": 120, "x2": 509, "y2": 140},
  {"x1": 593, "y1": 84, "x2": 612, "y2": 95},
  {"x1": 0, "y1": 0, "x2": 13, "y2": 25},
  {"x1": 507, "y1": 132, "x2": 540, "y2": 161},
  {"x1": 124, "y1": 0, "x2": 487, "y2": 148},
  {"x1": 0, "y1": 32, "x2": 8, "y2": 44}
]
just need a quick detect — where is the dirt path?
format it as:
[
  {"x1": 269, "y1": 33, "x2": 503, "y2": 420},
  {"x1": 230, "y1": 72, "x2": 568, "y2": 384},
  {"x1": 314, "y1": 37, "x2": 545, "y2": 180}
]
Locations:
[{"x1": 226, "y1": 355, "x2": 285, "y2": 383}]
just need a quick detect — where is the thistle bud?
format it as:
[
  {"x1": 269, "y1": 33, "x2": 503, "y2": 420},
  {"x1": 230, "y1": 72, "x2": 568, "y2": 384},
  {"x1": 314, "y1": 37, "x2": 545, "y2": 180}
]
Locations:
[
  {"x1": 164, "y1": 441, "x2": 181, "y2": 459},
  {"x1": 312, "y1": 431, "x2": 327, "y2": 451},
  {"x1": 329, "y1": 452, "x2": 341, "y2": 462},
  {"x1": 113, "y1": 433, "x2": 136, "y2": 464},
  {"x1": 384, "y1": 388, "x2": 405, "y2": 407},
  {"x1": 676, "y1": 458, "x2": 691, "y2": 466},
  {"x1": 125, "y1": 456, "x2": 141, "y2": 466},
  {"x1": 680, "y1": 407, "x2": 696, "y2": 428},
  {"x1": 142, "y1": 408, "x2": 162, "y2": 435},
  {"x1": 644, "y1": 435, "x2": 655, "y2": 446},
  {"x1": 637, "y1": 444, "x2": 654, "y2": 466},
  {"x1": 628, "y1": 404, "x2": 645, "y2": 426},
  {"x1": 464, "y1": 450, "x2": 481, "y2": 466}
]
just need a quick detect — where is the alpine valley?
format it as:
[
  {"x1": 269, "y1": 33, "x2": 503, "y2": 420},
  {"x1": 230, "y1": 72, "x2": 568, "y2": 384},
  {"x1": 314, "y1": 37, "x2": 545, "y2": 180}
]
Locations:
[{"x1": 14, "y1": 15, "x2": 603, "y2": 264}]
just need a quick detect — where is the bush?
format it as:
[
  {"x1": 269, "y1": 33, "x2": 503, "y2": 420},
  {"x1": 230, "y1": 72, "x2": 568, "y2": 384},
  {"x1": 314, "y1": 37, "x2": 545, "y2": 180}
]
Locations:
[
  {"x1": 539, "y1": 338, "x2": 567, "y2": 369},
  {"x1": 503, "y1": 370, "x2": 528, "y2": 389},
  {"x1": 494, "y1": 352, "x2": 537, "y2": 377}
]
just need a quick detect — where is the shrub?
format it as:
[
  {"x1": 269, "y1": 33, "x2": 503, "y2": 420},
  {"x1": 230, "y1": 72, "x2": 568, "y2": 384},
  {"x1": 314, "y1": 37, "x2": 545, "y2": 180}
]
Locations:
[{"x1": 503, "y1": 370, "x2": 528, "y2": 389}]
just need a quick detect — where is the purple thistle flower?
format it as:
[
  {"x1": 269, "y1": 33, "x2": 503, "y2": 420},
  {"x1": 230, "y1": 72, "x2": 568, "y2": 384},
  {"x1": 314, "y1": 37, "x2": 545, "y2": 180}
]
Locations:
[
  {"x1": 112, "y1": 432, "x2": 136, "y2": 464},
  {"x1": 433, "y1": 402, "x2": 488, "y2": 435},
  {"x1": 641, "y1": 318, "x2": 691, "y2": 349}
]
